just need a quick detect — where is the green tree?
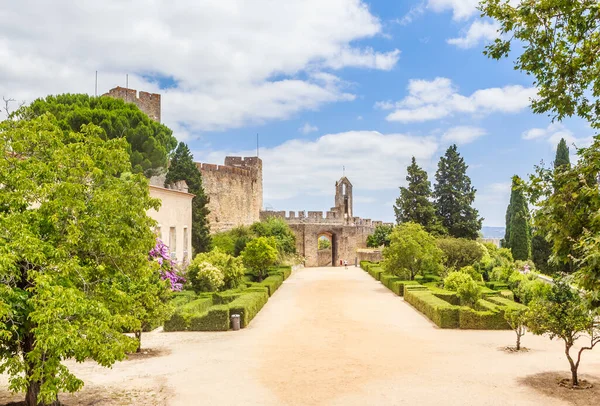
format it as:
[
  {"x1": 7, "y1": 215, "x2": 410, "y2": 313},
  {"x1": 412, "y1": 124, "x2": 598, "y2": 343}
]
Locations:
[
  {"x1": 250, "y1": 217, "x2": 296, "y2": 255},
  {"x1": 192, "y1": 248, "x2": 245, "y2": 290},
  {"x1": 433, "y1": 145, "x2": 482, "y2": 239},
  {"x1": 526, "y1": 279, "x2": 600, "y2": 387},
  {"x1": 366, "y1": 224, "x2": 393, "y2": 248},
  {"x1": 505, "y1": 308, "x2": 527, "y2": 351},
  {"x1": 25, "y1": 94, "x2": 177, "y2": 176},
  {"x1": 318, "y1": 237, "x2": 332, "y2": 250},
  {"x1": 504, "y1": 176, "x2": 531, "y2": 260},
  {"x1": 186, "y1": 260, "x2": 225, "y2": 293},
  {"x1": 394, "y1": 157, "x2": 442, "y2": 234},
  {"x1": 382, "y1": 223, "x2": 443, "y2": 280},
  {"x1": 481, "y1": 0, "x2": 600, "y2": 130},
  {"x1": 554, "y1": 138, "x2": 571, "y2": 169},
  {"x1": 436, "y1": 238, "x2": 485, "y2": 269},
  {"x1": 241, "y1": 237, "x2": 278, "y2": 282},
  {"x1": 531, "y1": 233, "x2": 554, "y2": 275},
  {"x1": 443, "y1": 271, "x2": 481, "y2": 306},
  {"x1": 165, "y1": 142, "x2": 211, "y2": 254},
  {"x1": 0, "y1": 115, "x2": 160, "y2": 405}
]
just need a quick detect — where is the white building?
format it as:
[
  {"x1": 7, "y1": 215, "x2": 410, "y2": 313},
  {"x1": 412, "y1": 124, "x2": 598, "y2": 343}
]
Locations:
[{"x1": 147, "y1": 182, "x2": 194, "y2": 265}]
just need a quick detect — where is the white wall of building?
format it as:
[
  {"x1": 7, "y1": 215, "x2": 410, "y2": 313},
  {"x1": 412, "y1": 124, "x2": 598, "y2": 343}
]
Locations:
[{"x1": 148, "y1": 185, "x2": 194, "y2": 266}]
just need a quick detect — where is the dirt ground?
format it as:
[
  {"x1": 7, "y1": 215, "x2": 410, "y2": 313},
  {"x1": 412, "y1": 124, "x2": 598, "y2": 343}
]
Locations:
[{"x1": 2, "y1": 266, "x2": 600, "y2": 405}]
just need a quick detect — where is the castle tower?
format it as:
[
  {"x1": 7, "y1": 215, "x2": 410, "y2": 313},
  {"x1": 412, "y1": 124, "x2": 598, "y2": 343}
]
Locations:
[
  {"x1": 103, "y1": 86, "x2": 161, "y2": 123},
  {"x1": 334, "y1": 177, "x2": 353, "y2": 220}
]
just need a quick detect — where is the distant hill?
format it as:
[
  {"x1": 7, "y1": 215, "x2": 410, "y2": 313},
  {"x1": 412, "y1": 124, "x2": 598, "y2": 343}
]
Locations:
[{"x1": 481, "y1": 226, "x2": 505, "y2": 239}]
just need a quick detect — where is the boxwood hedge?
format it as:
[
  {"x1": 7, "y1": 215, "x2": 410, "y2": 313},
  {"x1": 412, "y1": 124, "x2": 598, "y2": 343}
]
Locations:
[
  {"x1": 228, "y1": 291, "x2": 269, "y2": 328},
  {"x1": 189, "y1": 305, "x2": 230, "y2": 331}
]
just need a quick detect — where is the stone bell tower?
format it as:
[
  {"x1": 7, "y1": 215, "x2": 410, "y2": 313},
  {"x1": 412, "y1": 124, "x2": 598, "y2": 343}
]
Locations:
[{"x1": 333, "y1": 177, "x2": 353, "y2": 221}]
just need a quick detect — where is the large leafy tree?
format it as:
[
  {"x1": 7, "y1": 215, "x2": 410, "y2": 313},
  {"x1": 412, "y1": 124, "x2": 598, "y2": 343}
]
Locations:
[
  {"x1": 366, "y1": 224, "x2": 393, "y2": 248},
  {"x1": 25, "y1": 94, "x2": 177, "y2": 176},
  {"x1": 481, "y1": 0, "x2": 600, "y2": 130},
  {"x1": 503, "y1": 176, "x2": 531, "y2": 260},
  {"x1": 0, "y1": 114, "x2": 162, "y2": 405},
  {"x1": 382, "y1": 222, "x2": 443, "y2": 280},
  {"x1": 554, "y1": 138, "x2": 571, "y2": 169},
  {"x1": 241, "y1": 237, "x2": 278, "y2": 282},
  {"x1": 165, "y1": 142, "x2": 211, "y2": 254},
  {"x1": 433, "y1": 145, "x2": 482, "y2": 239},
  {"x1": 394, "y1": 157, "x2": 443, "y2": 234}
]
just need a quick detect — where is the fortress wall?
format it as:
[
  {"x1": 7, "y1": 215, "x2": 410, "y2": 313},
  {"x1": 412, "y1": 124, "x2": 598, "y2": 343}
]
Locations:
[
  {"x1": 103, "y1": 86, "x2": 161, "y2": 122},
  {"x1": 197, "y1": 157, "x2": 262, "y2": 233}
]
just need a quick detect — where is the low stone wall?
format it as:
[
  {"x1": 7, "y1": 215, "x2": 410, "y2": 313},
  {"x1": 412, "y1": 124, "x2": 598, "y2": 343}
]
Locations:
[{"x1": 357, "y1": 249, "x2": 383, "y2": 264}]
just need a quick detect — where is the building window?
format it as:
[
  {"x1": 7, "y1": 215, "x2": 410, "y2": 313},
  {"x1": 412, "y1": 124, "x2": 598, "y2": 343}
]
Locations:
[
  {"x1": 183, "y1": 227, "x2": 189, "y2": 264},
  {"x1": 155, "y1": 225, "x2": 162, "y2": 240},
  {"x1": 169, "y1": 226, "x2": 177, "y2": 260}
]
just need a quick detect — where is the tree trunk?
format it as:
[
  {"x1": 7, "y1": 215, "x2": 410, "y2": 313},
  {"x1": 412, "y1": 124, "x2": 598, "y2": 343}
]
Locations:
[
  {"x1": 23, "y1": 333, "x2": 60, "y2": 406},
  {"x1": 516, "y1": 333, "x2": 521, "y2": 351},
  {"x1": 135, "y1": 330, "x2": 142, "y2": 353},
  {"x1": 565, "y1": 342, "x2": 579, "y2": 386}
]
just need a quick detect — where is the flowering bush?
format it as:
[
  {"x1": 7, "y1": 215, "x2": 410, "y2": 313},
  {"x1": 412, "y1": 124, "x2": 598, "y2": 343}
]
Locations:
[
  {"x1": 149, "y1": 238, "x2": 185, "y2": 291},
  {"x1": 186, "y1": 259, "x2": 225, "y2": 292},
  {"x1": 193, "y1": 248, "x2": 245, "y2": 289}
]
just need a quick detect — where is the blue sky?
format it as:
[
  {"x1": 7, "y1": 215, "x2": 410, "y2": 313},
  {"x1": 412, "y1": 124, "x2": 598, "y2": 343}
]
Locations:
[{"x1": 1, "y1": 0, "x2": 594, "y2": 226}]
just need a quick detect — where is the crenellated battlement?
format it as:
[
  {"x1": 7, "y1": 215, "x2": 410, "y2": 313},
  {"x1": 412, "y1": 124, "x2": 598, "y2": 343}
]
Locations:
[
  {"x1": 195, "y1": 156, "x2": 261, "y2": 181},
  {"x1": 103, "y1": 86, "x2": 161, "y2": 122},
  {"x1": 259, "y1": 210, "x2": 389, "y2": 228}
]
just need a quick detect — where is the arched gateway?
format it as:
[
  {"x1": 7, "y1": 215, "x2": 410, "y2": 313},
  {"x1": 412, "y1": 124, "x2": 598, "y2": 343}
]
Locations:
[{"x1": 260, "y1": 177, "x2": 393, "y2": 267}]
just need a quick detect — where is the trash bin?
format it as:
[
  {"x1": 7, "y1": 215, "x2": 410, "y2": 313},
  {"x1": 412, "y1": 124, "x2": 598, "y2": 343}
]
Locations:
[{"x1": 231, "y1": 314, "x2": 241, "y2": 331}]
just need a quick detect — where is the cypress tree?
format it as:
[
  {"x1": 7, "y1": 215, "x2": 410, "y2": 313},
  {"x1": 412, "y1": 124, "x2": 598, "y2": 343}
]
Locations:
[
  {"x1": 394, "y1": 157, "x2": 443, "y2": 234},
  {"x1": 433, "y1": 145, "x2": 482, "y2": 239},
  {"x1": 165, "y1": 142, "x2": 211, "y2": 254},
  {"x1": 505, "y1": 175, "x2": 531, "y2": 260},
  {"x1": 554, "y1": 138, "x2": 570, "y2": 169}
]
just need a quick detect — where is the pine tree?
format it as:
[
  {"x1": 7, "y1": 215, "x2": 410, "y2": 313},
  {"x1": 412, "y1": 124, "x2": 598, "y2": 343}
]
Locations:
[
  {"x1": 554, "y1": 138, "x2": 570, "y2": 169},
  {"x1": 433, "y1": 145, "x2": 482, "y2": 239},
  {"x1": 505, "y1": 175, "x2": 531, "y2": 260},
  {"x1": 394, "y1": 157, "x2": 443, "y2": 234},
  {"x1": 165, "y1": 142, "x2": 211, "y2": 254}
]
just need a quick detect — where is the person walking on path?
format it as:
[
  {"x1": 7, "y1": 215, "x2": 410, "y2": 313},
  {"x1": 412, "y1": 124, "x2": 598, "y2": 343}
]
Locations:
[{"x1": 344, "y1": 260, "x2": 348, "y2": 269}]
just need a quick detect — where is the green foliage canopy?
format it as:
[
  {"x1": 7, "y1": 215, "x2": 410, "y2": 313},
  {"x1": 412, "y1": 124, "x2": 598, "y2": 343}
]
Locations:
[
  {"x1": 191, "y1": 248, "x2": 245, "y2": 290},
  {"x1": 436, "y1": 237, "x2": 485, "y2": 270},
  {"x1": 241, "y1": 237, "x2": 278, "y2": 282},
  {"x1": 382, "y1": 223, "x2": 443, "y2": 280},
  {"x1": 433, "y1": 145, "x2": 482, "y2": 239},
  {"x1": 26, "y1": 94, "x2": 177, "y2": 176},
  {"x1": 481, "y1": 0, "x2": 600, "y2": 130},
  {"x1": 165, "y1": 142, "x2": 211, "y2": 254},
  {"x1": 0, "y1": 115, "x2": 160, "y2": 404},
  {"x1": 251, "y1": 217, "x2": 296, "y2": 255},
  {"x1": 366, "y1": 224, "x2": 393, "y2": 248},
  {"x1": 394, "y1": 157, "x2": 442, "y2": 234},
  {"x1": 554, "y1": 138, "x2": 571, "y2": 169}
]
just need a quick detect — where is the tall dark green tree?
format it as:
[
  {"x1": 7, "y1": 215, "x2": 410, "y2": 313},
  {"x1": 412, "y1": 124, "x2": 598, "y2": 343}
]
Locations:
[
  {"x1": 503, "y1": 176, "x2": 531, "y2": 260},
  {"x1": 394, "y1": 157, "x2": 442, "y2": 234},
  {"x1": 433, "y1": 145, "x2": 482, "y2": 239},
  {"x1": 25, "y1": 94, "x2": 177, "y2": 176},
  {"x1": 554, "y1": 138, "x2": 571, "y2": 169},
  {"x1": 165, "y1": 142, "x2": 211, "y2": 254}
]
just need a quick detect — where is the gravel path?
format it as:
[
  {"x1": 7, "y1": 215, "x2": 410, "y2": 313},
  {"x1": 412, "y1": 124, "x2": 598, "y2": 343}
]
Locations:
[{"x1": 3, "y1": 266, "x2": 600, "y2": 405}]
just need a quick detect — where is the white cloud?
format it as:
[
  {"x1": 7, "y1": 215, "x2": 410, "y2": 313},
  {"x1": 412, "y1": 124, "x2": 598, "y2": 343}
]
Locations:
[
  {"x1": 396, "y1": 2, "x2": 426, "y2": 26},
  {"x1": 521, "y1": 122, "x2": 592, "y2": 148},
  {"x1": 442, "y1": 126, "x2": 486, "y2": 144},
  {"x1": 427, "y1": 0, "x2": 480, "y2": 21},
  {"x1": 447, "y1": 20, "x2": 500, "y2": 49},
  {"x1": 0, "y1": 0, "x2": 399, "y2": 135},
  {"x1": 299, "y1": 122, "x2": 318, "y2": 134},
  {"x1": 196, "y1": 130, "x2": 439, "y2": 201},
  {"x1": 381, "y1": 77, "x2": 536, "y2": 123},
  {"x1": 475, "y1": 181, "x2": 511, "y2": 227}
]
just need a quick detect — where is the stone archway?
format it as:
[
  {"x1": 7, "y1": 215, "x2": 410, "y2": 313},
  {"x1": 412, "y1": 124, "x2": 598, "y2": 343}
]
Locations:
[{"x1": 316, "y1": 231, "x2": 338, "y2": 267}]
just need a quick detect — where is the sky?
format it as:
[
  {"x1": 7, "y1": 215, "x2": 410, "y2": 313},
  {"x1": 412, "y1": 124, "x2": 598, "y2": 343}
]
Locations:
[{"x1": 0, "y1": 0, "x2": 595, "y2": 227}]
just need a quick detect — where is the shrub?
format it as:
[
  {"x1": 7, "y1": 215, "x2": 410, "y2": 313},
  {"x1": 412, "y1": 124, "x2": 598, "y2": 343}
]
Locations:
[
  {"x1": 260, "y1": 274, "x2": 284, "y2": 296},
  {"x1": 436, "y1": 237, "x2": 485, "y2": 269},
  {"x1": 187, "y1": 260, "x2": 225, "y2": 293},
  {"x1": 382, "y1": 222, "x2": 443, "y2": 280},
  {"x1": 404, "y1": 289, "x2": 460, "y2": 328},
  {"x1": 389, "y1": 280, "x2": 420, "y2": 296},
  {"x1": 490, "y1": 264, "x2": 515, "y2": 283},
  {"x1": 193, "y1": 248, "x2": 245, "y2": 290},
  {"x1": 241, "y1": 237, "x2": 279, "y2": 282},
  {"x1": 229, "y1": 291, "x2": 269, "y2": 328},
  {"x1": 459, "y1": 265, "x2": 483, "y2": 282},
  {"x1": 443, "y1": 271, "x2": 481, "y2": 306},
  {"x1": 163, "y1": 297, "x2": 213, "y2": 331},
  {"x1": 189, "y1": 305, "x2": 230, "y2": 331},
  {"x1": 251, "y1": 217, "x2": 296, "y2": 255}
]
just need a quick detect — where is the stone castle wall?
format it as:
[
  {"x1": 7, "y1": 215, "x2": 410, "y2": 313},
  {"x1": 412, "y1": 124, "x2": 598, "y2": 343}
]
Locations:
[
  {"x1": 103, "y1": 86, "x2": 161, "y2": 122},
  {"x1": 197, "y1": 157, "x2": 263, "y2": 233}
]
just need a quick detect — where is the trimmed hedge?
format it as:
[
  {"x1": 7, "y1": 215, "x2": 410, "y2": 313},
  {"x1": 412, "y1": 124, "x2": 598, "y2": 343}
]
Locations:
[
  {"x1": 212, "y1": 291, "x2": 242, "y2": 304},
  {"x1": 228, "y1": 291, "x2": 269, "y2": 328},
  {"x1": 368, "y1": 266, "x2": 386, "y2": 281},
  {"x1": 189, "y1": 305, "x2": 230, "y2": 331},
  {"x1": 164, "y1": 297, "x2": 213, "y2": 331},
  {"x1": 260, "y1": 274, "x2": 284, "y2": 296},
  {"x1": 404, "y1": 289, "x2": 460, "y2": 328},
  {"x1": 485, "y1": 282, "x2": 510, "y2": 290},
  {"x1": 389, "y1": 280, "x2": 420, "y2": 296},
  {"x1": 268, "y1": 265, "x2": 292, "y2": 280},
  {"x1": 487, "y1": 296, "x2": 527, "y2": 310},
  {"x1": 458, "y1": 307, "x2": 508, "y2": 330}
]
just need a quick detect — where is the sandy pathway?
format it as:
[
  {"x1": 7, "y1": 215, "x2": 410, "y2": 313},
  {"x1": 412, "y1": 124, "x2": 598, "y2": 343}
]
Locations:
[{"x1": 2, "y1": 266, "x2": 600, "y2": 405}]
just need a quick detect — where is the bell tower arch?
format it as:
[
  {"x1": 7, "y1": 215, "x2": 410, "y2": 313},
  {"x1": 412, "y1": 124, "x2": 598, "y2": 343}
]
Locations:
[{"x1": 334, "y1": 177, "x2": 353, "y2": 220}]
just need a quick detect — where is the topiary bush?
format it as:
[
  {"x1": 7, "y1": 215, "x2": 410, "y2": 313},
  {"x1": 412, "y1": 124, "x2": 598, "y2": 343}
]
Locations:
[
  {"x1": 443, "y1": 271, "x2": 481, "y2": 306},
  {"x1": 189, "y1": 305, "x2": 230, "y2": 331},
  {"x1": 187, "y1": 260, "x2": 225, "y2": 293},
  {"x1": 260, "y1": 274, "x2": 284, "y2": 296},
  {"x1": 229, "y1": 291, "x2": 270, "y2": 328},
  {"x1": 193, "y1": 248, "x2": 246, "y2": 290}
]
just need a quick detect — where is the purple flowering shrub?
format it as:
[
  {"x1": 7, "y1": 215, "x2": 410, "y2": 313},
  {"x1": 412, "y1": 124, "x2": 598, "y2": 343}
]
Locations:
[{"x1": 149, "y1": 238, "x2": 185, "y2": 291}]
